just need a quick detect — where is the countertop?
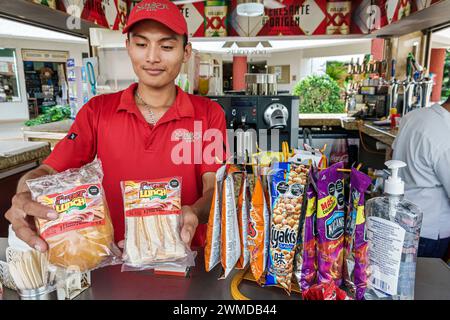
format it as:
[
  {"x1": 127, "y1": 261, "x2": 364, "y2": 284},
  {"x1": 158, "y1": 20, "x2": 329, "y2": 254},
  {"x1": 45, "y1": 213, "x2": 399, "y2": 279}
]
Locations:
[
  {"x1": 21, "y1": 116, "x2": 397, "y2": 149},
  {"x1": 22, "y1": 120, "x2": 74, "y2": 133},
  {"x1": 1, "y1": 238, "x2": 449, "y2": 300},
  {"x1": 0, "y1": 141, "x2": 51, "y2": 172},
  {"x1": 299, "y1": 115, "x2": 397, "y2": 147}
]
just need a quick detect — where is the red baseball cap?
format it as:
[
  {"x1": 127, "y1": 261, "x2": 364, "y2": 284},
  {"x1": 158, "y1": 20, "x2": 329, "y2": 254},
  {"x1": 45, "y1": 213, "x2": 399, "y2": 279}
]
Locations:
[{"x1": 123, "y1": 0, "x2": 188, "y2": 36}]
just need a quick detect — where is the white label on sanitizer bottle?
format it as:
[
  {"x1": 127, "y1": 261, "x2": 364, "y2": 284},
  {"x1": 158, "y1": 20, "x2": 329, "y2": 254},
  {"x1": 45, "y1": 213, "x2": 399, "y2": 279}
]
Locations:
[{"x1": 366, "y1": 216, "x2": 405, "y2": 296}]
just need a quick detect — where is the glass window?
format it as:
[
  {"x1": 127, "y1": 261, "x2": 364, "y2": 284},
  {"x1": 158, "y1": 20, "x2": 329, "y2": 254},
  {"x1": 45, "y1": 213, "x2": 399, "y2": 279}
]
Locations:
[{"x1": 0, "y1": 48, "x2": 21, "y2": 103}]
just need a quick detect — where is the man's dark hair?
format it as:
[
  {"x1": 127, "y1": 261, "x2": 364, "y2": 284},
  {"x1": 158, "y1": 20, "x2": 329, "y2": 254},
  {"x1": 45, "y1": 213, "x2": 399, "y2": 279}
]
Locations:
[{"x1": 127, "y1": 31, "x2": 188, "y2": 48}]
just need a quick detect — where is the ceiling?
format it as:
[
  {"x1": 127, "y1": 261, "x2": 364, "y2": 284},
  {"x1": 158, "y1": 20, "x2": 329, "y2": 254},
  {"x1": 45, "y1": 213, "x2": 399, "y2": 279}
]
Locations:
[
  {"x1": 0, "y1": 17, "x2": 89, "y2": 43},
  {"x1": 372, "y1": 0, "x2": 450, "y2": 37},
  {"x1": 0, "y1": 0, "x2": 101, "y2": 38},
  {"x1": 432, "y1": 27, "x2": 450, "y2": 48}
]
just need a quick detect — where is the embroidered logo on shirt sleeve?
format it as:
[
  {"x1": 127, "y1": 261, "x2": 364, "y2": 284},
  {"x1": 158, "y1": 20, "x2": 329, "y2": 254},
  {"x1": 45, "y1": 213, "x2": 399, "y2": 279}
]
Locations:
[{"x1": 67, "y1": 133, "x2": 78, "y2": 140}]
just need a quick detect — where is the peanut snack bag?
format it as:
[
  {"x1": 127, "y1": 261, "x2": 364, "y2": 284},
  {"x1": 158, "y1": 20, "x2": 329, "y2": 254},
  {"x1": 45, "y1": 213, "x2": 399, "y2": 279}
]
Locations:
[
  {"x1": 219, "y1": 166, "x2": 241, "y2": 279},
  {"x1": 298, "y1": 167, "x2": 318, "y2": 293},
  {"x1": 121, "y1": 177, "x2": 196, "y2": 271},
  {"x1": 205, "y1": 165, "x2": 227, "y2": 272},
  {"x1": 316, "y1": 162, "x2": 345, "y2": 286},
  {"x1": 266, "y1": 162, "x2": 308, "y2": 293},
  {"x1": 248, "y1": 174, "x2": 267, "y2": 283},
  {"x1": 27, "y1": 159, "x2": 121, "y2": 272},
  {"x1": 343, "y1": 168, "x2": 372, "y2": 300}
]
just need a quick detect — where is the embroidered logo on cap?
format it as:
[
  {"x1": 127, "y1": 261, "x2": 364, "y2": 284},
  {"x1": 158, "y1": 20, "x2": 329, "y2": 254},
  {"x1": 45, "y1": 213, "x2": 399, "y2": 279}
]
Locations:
[
  {"x1": 136, "y1": 2, "x2": 168, "y2": 12},
  {"x1": 67, "y1": 133, "x2": 78, "y2": 140}
]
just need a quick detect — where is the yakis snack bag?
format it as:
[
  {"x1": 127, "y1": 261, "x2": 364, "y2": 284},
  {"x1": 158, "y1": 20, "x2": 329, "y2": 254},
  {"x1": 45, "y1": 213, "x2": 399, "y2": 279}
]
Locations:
[
  {"x1": 266, "y1": 162, "x2": 308, "y2": 293},
  {"x1": 317, "y1": 162, "x2": 345, "y2": 286},
  {"x1": 297, "y1": 167, "x2": 318, "y2": 293},
  {"x1": 343, "y1": 168, "x2": 372, "y2": 299},
  {"x1": 205, "y1": 165, "x2": 227, "y2": 272}
]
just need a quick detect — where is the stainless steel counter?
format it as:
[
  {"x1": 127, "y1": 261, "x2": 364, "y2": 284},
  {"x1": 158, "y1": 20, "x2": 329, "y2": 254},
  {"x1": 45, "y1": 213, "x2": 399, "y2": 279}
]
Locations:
[{"x1": 1, "y1": 237, "x2": 449, "y2": 300}]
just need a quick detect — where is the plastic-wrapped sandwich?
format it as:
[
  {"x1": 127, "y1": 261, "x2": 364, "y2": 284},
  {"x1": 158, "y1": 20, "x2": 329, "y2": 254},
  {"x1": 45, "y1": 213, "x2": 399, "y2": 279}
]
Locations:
[
  {"x1": 27, "y1": 159, "x2": 121, "y2": 272},
  {"x1": 121, "y1": 177, "x2": 196, "y2": 271}
]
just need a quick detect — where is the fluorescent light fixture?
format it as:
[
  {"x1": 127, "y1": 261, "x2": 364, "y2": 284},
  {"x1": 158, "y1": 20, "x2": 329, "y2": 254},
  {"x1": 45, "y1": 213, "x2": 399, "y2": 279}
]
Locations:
[{"x1": 237, "y1": 1, "x2": 264, "y2": 17}]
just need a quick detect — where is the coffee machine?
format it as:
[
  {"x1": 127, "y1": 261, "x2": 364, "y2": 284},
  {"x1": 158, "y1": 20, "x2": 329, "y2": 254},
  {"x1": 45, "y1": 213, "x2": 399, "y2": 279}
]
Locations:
[{"x1": 209, "y1": 95, "x2": 299, "y2": 163}]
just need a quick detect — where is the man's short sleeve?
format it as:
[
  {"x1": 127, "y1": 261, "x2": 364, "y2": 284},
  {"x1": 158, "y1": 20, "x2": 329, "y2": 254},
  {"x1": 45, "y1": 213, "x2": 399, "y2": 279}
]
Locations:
[
  {"x1": 43, "y1": 98, "x2": 99, "y2": 172},
  {"x1": 199, "y1": 100, "x2": 228, "y2": 176},
  {"x1": 434, "y1": 147, "x2": 450, "y2": 199}
]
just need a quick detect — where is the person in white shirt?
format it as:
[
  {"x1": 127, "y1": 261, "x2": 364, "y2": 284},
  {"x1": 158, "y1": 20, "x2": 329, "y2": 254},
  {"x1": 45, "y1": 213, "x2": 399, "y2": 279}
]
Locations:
[{"x1": 392, "y1": 97, "x2": 450, "y2": 259}]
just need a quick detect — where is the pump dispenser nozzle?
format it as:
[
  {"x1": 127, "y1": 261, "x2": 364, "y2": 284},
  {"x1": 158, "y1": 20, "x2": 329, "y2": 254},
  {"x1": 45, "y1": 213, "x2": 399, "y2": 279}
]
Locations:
[{"x1": 384, "y1": 160, "x2": 407, "y2": 195}]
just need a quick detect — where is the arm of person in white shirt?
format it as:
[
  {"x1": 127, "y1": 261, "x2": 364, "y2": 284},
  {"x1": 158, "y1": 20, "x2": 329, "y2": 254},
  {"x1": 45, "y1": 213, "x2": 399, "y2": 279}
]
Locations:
[{"x1": 434, "y1": 147, "x2": 450, "y2": 199}]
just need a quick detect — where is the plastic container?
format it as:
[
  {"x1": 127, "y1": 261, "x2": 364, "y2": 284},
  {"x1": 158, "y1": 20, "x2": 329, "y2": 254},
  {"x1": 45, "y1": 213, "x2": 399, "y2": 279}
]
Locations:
[
  {"x1": 364, "y1": 160, "x2": 423, "y2": 300},
  {"x1": 18, "y1": 285, "x2": 57, "y2": 300},
  {"x1": 390, "y1": 108, "x2": 400, "y2": 129}
]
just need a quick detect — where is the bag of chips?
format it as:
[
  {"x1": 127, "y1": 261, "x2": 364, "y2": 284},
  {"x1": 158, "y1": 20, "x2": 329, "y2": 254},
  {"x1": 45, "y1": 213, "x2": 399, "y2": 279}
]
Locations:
[
  {"x1": 343, "y1": 168, "x2": 372, "y2": 299},
  {"x1": 236, "y1": 172, "x2": 250, "y2": 270},
  {"x1": 121, "y1": 177, "x2": 196, "y2": 271},
  {"x1": 297, "y1": 167, "x2": 318, "y2": 293},
  {"x1": 219, "y1": 166, "x2": 241, "y2": 279},
  {"x1": 248, "y1": 174, "x2": 270, "y2": 284},
  {"x1": 316, "y1": 162, "x2": 345, "y2": 286},
  {"x1": 27, "y1": 159, "x2": 121, "y2": 272},
  {"x1": 265, "y1": 162, "x2": 308, "y2": 293},
  {"x1": 205, "y1": 165, "x2": 227, "y2": 272}
]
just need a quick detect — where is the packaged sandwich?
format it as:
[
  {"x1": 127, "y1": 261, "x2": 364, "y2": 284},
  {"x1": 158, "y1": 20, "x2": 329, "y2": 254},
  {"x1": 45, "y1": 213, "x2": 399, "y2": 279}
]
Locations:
[
  {"x1": 266, "y1": 162, "x2": 308, "y2": 293},
  {"x1": 121, "y1": 177, "x2": 196, "y2": 271},
  {"x1": 316, "y1": 162, "x2": 345, "y2": 286},
  {"x1": 205, "y1": 165, "x2": 227, "y2": 272},
  {"x1": 27, "y1": 159, "x2": 121, "y2": 272},
  {"x1": 219, "y1": 166, "x2": 241, "y2": 279},
  {"x1": 343, "y1": 168, "x2": 372, "y2": 299}
]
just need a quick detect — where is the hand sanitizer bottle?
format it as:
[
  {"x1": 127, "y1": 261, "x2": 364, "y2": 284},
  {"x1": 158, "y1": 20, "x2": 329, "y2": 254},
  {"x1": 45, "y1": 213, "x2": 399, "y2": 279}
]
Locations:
[{"x1": 364, "y1": 160, "x2": 423, "y2": 300}]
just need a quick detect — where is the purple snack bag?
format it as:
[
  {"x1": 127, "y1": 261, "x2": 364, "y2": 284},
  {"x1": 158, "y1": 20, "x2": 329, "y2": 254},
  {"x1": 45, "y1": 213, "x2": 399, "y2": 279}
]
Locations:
[
  {"x1": 297, "y1": 167, "x2": 318, "y2": 292},
  {"x1": 316, "y1": 162, "x2": 345, "y2": 286},
  {"x1": 350, "y1": 169, "x2": 372, "y2": 300}
]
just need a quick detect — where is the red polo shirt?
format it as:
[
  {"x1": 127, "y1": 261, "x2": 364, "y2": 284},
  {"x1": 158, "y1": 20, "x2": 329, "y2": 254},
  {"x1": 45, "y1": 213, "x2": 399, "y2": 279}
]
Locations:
[{"x1": 43, "y1": 83, "x2": 226, "y2": 246}]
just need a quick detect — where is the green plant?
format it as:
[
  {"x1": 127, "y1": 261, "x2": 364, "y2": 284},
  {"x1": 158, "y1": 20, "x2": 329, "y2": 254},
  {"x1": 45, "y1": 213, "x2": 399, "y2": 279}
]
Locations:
[
  {"x1": 25, "y1": 105, "x2": 71, "y2": 126},
  {"x1": 326, "y1": 61, "x2": 349, "y2": 86},
  {"x1": 293, "y1": 75, "x2": 345, "y2": 113}
]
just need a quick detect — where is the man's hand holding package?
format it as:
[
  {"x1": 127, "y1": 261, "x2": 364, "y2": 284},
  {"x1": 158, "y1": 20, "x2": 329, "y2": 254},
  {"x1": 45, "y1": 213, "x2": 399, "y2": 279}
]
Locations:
[
  {"x1": 5, "y1": 191, "x2": 54, "y2": 252},
  {"x1": 180, "y1": 205, "x2": 199, "y2": 247}
]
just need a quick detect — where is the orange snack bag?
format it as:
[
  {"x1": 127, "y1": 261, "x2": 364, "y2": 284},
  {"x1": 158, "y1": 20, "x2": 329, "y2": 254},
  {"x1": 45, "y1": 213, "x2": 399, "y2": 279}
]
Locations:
[{"x1": 248, "y1": 175, "x2": 269, "y2": 283}]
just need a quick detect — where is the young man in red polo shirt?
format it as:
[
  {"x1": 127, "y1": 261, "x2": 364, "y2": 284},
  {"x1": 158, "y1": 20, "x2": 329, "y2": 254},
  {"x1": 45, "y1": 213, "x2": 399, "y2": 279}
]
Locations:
[{"x1": 5, "y1": 0, "x2": 226, "y2": 253}]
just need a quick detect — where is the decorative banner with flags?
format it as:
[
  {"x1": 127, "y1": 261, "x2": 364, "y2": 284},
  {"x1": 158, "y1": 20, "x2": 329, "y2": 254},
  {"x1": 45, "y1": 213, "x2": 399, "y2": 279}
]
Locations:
[
  {"x1": 34, "y1": 0, "x2": 128, "y2": 30},
  {"x1": 175, "y1": 0, "x2": 443, "y2": 37},
  {"x1": 30, "y1": 0, "x2": 443, "y2": 35}
]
